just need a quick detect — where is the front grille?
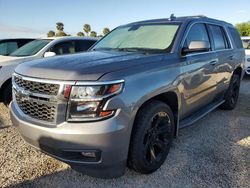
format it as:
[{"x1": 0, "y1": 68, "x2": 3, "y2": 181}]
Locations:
[
  {"x1": 16, "y1": 94, "x2": 56, "y2": 122},
  {"x1": 14, "y1": 76, "x2": 59, "y2": 95}
]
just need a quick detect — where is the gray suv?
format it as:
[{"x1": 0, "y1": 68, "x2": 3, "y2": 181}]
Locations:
[{"x1": 10, "y1": 16, "x2": 245, "y2": 178}]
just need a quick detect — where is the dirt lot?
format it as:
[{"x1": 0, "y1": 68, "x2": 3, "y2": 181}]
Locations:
[{"x1": 0, "y1": 77, "x2": 249, "y2": 188}]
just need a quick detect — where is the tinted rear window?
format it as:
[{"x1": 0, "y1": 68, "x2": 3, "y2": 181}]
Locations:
[
  {"x1": 50, "y1": 41, "x2": 76, "y2": 55},
  {"x1": 76, "y1": 40, "x2": 96, "y2": 52},
  {"x1": 0, "y1": 41, "x2": 18, "y2": 55},
  {"x1": 209, "y1": 25, "x2": 229, "y2": 50},
  {"x1": 229, "y1": 28, "x2": 243, "y2": 49}
]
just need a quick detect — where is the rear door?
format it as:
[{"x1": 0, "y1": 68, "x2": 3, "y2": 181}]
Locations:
[
  {"x1": 179, "y1": 23, "x2": 218, "y2": 118},
  {"x1": 207, "y1": 24, "x2": 233, "y2": 96}
]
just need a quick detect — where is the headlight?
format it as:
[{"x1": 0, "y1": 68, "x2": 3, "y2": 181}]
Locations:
[{"x1": 67, "y1": 80, "x2": 124, "y2": 121}]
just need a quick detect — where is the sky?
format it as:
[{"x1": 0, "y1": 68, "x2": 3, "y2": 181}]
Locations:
[{"x1": 0, "y1": 0, "x2": 249, "y2": 39}]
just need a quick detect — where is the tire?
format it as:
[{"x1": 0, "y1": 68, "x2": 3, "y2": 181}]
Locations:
[
  {"x1": 220, "y1": 74, "x2": 240, "y2": 110},
  {"x1": 128, "y1": 100, "x2": 175, "y2": 174},
  {"x1": 2, "y1": 83, "x2": 12, "y2": 106}
]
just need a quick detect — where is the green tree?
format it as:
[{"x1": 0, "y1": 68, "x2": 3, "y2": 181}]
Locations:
[
  {"x1": 56, "y1": 22, "x2": 64, "y2": 31},
  {"x1": 55, "y1": 22, "x2": 68, "y2": 37},
  {"x1": 47, "y1": 30, "x2": 55, "y2": 37},
  {"x1": 236, "y1": 21, "x2": 250, "y2": 36},
  {"x1": 83, "y1": 24, "x2": 91, "y2": 36},
  {"x1": 103, "y1": 27, "x2": 110, "y2": 36},
  {"x1": 90, "y1": 31, "x2": 97, "y2": 37},
  {"x1": 77, "y1": 32, "x2": 85, "y2": 37}
]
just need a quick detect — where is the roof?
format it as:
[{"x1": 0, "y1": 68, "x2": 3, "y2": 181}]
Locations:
[
  {"x1": 0, "y1": 38, "x2": 35, "y2": 41},
  {"x1": 125, "y1": 15, "x2": 233, "y2": 27}
]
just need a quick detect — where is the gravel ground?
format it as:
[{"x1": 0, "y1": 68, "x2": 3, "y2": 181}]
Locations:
[{"x1": 0, "y1": 77, "x2": 250, "y2": 188}]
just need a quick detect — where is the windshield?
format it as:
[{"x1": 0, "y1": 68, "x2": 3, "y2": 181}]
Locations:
[
  {"x1": 10, "y1": 39, "x2": 52, "y2": 57},
  {"x1": 92, "y1": 23, "x2": 180, "y2": 53},
  {"x1": 242, "y1": 39, "x2": 250, "y2": 49}
]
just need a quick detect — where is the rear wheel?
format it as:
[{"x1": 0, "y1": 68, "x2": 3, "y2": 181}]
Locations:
[
  {"x1": 128, "y1": 100, "x2": 175, "y2": 174},
  {"x1": 2, "y1": 83, "x2": 12, "y2": 106},
  {"x1": 220, "y1": 74, "x2": 240, "y2": 110}
]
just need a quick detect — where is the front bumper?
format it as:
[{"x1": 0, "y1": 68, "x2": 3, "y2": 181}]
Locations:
[{"x1": 10, "y1": 101, "x2": 130, "y2": 178}]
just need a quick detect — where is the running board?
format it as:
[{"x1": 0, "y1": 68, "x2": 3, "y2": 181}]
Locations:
[{"x1": 179, "y1": 100, "x2": 225, "y2": 129}]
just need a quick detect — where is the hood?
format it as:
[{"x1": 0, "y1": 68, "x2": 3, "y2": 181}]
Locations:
[
  {"x1": 15, "y1": 51, "x2": 164, "y2": 81},
  {"x1": 0, "y1": 55, "x2": 34, "y2": 66}
]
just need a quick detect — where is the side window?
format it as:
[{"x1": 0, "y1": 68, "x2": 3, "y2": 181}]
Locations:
[
  {"x1": 242, "y1": 39, "x2": 250, "y2": 49},
  {"x1": 229, "y1": 28, "x2": 243, "y2": 49},
  {"x1": 49, "y1": 41, "x2": 76, "y2": 55},
  {"x1": 208, "y1": 25, "x2": 229, "y2": 50},
  {"x1": 17, "y1": 39, "x2": 33, "y2": 47},
  {"x1": 0, "y1": 42, "x2": 18, "y2": 55},
  {"x1": 75, "y1": 40, "x2": 96, "y2": 52},
  {"x1": 184, "y1": 23, "x2": 210, "y2": 49}
]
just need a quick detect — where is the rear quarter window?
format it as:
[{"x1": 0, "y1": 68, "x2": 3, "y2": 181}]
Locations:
[{"x1": 229, "y1": 28, "x2": 243, "y2": 49}]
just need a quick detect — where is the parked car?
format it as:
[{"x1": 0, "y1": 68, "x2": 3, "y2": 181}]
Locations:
[
  {"x1": 0, "y1": 37, "x2": 98, "y2": 105},
  {"x1": 0, "y1": 38, "x2": 35, "y2": 56},
  {"x1": 10, "y1": 16, "x2": 244, "y2": 178},
  {"x1": 241, "y1": 36, "x2": 250, "y2": 75}
]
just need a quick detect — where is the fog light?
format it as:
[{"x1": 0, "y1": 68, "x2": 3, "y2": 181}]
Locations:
[{"x1": 81, "y1": 151, "x2": 96, "y2": 158}]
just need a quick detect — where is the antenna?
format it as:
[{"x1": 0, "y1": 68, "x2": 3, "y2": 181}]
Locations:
[{"x1": 170, "y1": 14, "x2": 176, "y2": 21}]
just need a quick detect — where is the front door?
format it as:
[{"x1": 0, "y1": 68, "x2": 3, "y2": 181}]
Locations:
[{"x1": 179, "y1": 23, "x2": 218, "y2": 119}]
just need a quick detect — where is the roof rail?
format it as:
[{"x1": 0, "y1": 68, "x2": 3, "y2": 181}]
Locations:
[
  {"x1": 168, "y1": 15, "x2": 208, "y2": 21},
  {"x1": 189, "y1": 15, "x2": 207, "y2": 18},
  {"x1": 178, "y1": 15, "x2": 207, "y2": 19}
]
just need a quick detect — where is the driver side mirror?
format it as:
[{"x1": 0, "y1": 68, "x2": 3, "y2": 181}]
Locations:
[
  {"x1": 182, "y1": 41, "x2": 210, "y2": 55},
  {"x1": 44, "y1": 51, "x2": 56, "y2": 58}
]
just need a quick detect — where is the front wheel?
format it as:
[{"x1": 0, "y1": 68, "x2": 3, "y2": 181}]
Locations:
[
  {"x1": 128, "y1": 100, "x2": 175, "y2": 174},
  {"x1": 220, "y1": 74, "x2": 240, "y2": 110}
]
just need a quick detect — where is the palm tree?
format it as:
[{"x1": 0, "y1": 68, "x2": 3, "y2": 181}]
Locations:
[
  {"x1": 56, "y1": 22, "x2": 64, "y2": 31},
  {"x1": 103, "y1": 27, "x2": 110, "y2": 36},
  {"x1": 83, "y1": 24, "x2": 91, "y2": 36},
  {"x1": 90, "y1": 31, "x2": 97, "y2": 37},
  {"x1": 77, "y1": 32, "x2": 85, "y2": 37},
  {"x1": 55, "y1": 22, "x2": 68, "y2": 37},
  {"x1": 47, "y1": 30, "x2": 55, "y2": 37}
]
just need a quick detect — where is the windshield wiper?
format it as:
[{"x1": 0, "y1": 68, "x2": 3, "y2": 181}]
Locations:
[
  {"x1": 93, "y1": 47, "x2": 163, "y2": 54},
  {"x1": 116, "y1": 47, "x2": 163, "y2": 53},
  {"x1": 92, "y1": 47, "x2": 117, "y2": 51}
]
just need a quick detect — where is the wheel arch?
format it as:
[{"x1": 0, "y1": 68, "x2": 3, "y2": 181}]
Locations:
[
  {"x1": 233, "y1": 66, "x2": 243, "y2": 78},
  {"x1": 0, "y1": 78, "x2": 12, "y2": 102},
  {"x1": 133, "y1": 90, "x2": 180, "y2": 137}
]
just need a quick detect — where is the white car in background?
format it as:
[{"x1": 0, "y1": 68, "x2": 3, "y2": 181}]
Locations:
[
  {"x1": 241, "y1": 36, "x2": 250, "y2": 75},
  {"x1": 0, "y1": 37, "x2": 98, "y2": 105}
]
